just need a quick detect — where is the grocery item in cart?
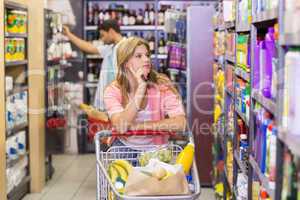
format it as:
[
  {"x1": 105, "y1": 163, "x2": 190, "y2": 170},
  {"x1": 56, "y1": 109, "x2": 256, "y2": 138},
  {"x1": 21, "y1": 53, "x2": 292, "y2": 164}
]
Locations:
[
  {"x1": 124, "y1": 159, "x2": 189, "y2": 196},
  {"x1": 176, "y1": 142, "x2": 195, "y2": 174},
  {"x1": 138, "y1": 147, "x2": 172, "y2": 166}
]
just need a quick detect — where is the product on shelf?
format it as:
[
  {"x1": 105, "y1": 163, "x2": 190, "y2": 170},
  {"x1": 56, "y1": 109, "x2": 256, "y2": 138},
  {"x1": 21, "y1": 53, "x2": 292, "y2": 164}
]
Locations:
[
  {"x1": 237, "y1": 119, "x2": 249, "y2": 168},
  {"x1": 225, "y1": 63, "x2": 234, "y2": 92},
  {"x1": 226, "y1": 32, "x2": 235, "y2": 57},
  {"x1": 237, "y1": 0, "x2": 252, "y2": 25},
  {"x1": 5, "y1": 38, "x2": 26, "y2": 62},
  {"x1": 223, "y1": 0, "x2": 235, "y2": 22},
  {"x1": 281, "y1": 149, "x2": 299, "y2": 200},
  {"x1": 284, "y1": 0, "x2": 300, "y2": 35},
  {"x1": 6, "y1": 9, "x2": 28, "y2": 34},
  {"x1": 226, "y1": 140, "x2": 234, "y2": 187},
  {"x1": 6, "y1": 91, "x2": 28, "y2": 130},
  {"x1": 253, "y1": 103, "x2": 276, "y2": 182},
  {"x1": 214, "y1": 31, "x2": 225, "y2": 57},
  {"x1": 284, "y1": 49, "x2": 300, "y2": 134},
  {"x1": 253, "y1": 25, "x2": 278, "y2": 100},
  {"x1": 255, "y1": 0, "x2": 278, "y2": 13},
  {"x1": 235, "y1": 78, "x2": 250, "y2": 121},
  {"x1": 236, "y1": 34, "x2": 250, "y2": 70},
  {"x1": 86, "y1": 2, "x2": 162, "y2": 26},
  {"x1": 236, "y1": 173, "x2": 248, "y2": 199}
]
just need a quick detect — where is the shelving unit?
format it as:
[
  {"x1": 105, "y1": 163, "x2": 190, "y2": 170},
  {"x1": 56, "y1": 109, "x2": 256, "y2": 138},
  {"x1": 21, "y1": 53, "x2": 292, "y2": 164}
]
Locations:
[
  {"x1": 2, "y1": 2, "x2": 31, "y2": 199},
  {"x1": 213, "y1": 1, "x2": 285, "y2": 199},
  {"x1": 249, "y1": 155, "x2": 275, "y2": 200},
  {"x1": 1, "y1": 1, "x2": 45, "y2": 199}
]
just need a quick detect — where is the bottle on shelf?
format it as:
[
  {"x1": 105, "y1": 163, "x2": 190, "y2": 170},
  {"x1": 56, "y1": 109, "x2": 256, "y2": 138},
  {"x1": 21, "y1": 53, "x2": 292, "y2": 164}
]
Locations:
[
  {"x1": 143, "y1": 4, "x2": 150, "y2": 25},
  {"x1": 136, "y1": 9, "x2": 144, "y2": 25},
  {"x1": 93, "y1": 3, "x2": 99, "y2": 26},
  {"x1": 149, "y1": 3, "x2": 155, "y2": 25},
  {"x1": 158, "y1": 34, "x2": 166, "y2": 55},
  {"x1": 129, "y1": 10, "x2": 136, "y2": 26},
  {"x1": 158, "y1": 5, "x2": 165, "y2": 25},
  {"x1": 148, "y1": 33, "x2": 155, "y2": 54},
  {"x1": 87, "y1": 2, "x2": 94, "y2": 26},
  {"x1": 99, "y1": 6, "x2": 104, "y2": 26},
  {"x1": 122, "y1": 9, "x2": 129, "y2": 26}
]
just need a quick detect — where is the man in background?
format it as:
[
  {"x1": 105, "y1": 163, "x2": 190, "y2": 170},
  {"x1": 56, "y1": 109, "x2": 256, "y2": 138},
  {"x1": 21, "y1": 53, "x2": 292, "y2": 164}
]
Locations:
[{"x1": 63, "y1": 19, "x2": 124, "y2": 111}]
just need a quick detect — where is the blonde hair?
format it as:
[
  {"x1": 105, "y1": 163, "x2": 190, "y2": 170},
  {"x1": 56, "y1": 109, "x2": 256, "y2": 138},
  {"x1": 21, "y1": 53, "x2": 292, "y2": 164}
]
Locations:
[{"x1": 116, "y1": 36, "x2": 178, "y2": 108}]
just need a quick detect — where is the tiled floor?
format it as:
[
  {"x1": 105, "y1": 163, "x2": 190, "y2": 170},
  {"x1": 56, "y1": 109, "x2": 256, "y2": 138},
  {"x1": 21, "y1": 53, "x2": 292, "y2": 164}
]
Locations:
[{"x1": 23, "y1": 154, "x2": 215, "y2": 200}]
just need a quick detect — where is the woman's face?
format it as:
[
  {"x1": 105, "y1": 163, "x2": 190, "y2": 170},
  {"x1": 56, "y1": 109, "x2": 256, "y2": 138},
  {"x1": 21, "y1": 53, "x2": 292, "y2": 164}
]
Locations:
[{"x1": 126, "y1": 44, "x2": 151, "y2": 79}]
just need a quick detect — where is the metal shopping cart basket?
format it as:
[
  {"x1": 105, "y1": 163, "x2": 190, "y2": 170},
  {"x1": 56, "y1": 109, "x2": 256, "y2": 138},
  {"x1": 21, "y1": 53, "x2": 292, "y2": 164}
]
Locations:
[{"x1": 95, "y1": 130, "x2": 201, "y2": 200}]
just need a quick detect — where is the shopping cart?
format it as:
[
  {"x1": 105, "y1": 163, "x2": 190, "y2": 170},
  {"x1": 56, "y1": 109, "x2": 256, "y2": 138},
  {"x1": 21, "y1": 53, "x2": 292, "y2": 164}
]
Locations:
[{"x1": 95, "y1": 130, "x2": 201, "y2": 200}]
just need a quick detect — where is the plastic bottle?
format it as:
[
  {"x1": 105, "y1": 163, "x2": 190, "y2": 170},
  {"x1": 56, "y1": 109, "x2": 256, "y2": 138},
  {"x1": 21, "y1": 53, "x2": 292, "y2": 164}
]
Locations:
[
  {"x1": 263, "y1": 27, "x2": 276, "y2": 99},
  {"x1": 259, "y1": 41, "x2": 266, "y2": 93},
  {"x1": 253, "y1": 41, "x2": 260, "y2": 90},
  {"x1": 176, "y1": 143, "x2": 195, "y2": 174}
]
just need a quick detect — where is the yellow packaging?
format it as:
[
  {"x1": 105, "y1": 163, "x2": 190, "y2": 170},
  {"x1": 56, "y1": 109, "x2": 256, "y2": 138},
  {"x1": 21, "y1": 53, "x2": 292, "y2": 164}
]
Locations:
[
  {"x1": 176, "y1": 143, "x2": 195, "y2": 174},
  {"x1": 7, "y1": 10, "x2": 18, "y2": 33},
  {"x1": 12, "y1": 39, "x2": 18, "y2": 61},
  {"x1": 16, "y1": 11, "x2": 27, "y2": 34},
  {"x1": 5, "y1": 38, "x2": 11, "y2": 62},
  {"x1": 20, "y1": 39, "x2": 25, "y2": 60}
]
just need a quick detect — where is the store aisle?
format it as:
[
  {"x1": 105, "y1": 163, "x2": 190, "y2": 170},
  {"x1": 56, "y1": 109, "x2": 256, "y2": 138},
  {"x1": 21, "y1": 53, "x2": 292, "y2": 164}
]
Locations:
[{"x1": 23, "y1": 154, "x2": 215, "y2": 200}]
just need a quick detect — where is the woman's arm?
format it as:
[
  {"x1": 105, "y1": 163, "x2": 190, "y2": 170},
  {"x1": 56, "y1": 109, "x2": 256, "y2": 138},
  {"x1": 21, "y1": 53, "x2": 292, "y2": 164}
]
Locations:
[
  {"x1": 110, "y1": 83, "x2": 147, "y2": 133},
  {"x1": 130, "y1": 115, "x2": 187, "y2": 132}
]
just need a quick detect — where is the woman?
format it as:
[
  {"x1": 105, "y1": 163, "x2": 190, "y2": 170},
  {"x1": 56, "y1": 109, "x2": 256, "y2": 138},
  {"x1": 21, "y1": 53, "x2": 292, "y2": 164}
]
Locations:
[{"x1": 104, "y1": 37, "x2": 186, "y2": 148}]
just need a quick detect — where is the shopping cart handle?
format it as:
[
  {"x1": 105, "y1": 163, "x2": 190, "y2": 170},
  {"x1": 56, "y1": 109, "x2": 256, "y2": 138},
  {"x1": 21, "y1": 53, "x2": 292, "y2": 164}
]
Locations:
[
  {"x1": 95, "y1": 130, "x2": 190, "y2": 138},
  {"x1": 112, "y1": 130, "x2": 177, "y2": 137}
]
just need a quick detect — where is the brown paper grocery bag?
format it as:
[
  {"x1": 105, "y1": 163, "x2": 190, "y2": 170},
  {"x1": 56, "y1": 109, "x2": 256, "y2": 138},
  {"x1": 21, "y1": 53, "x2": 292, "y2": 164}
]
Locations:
[{"x1": 124, "y1": 168, "x2": 190, "y2": 196}]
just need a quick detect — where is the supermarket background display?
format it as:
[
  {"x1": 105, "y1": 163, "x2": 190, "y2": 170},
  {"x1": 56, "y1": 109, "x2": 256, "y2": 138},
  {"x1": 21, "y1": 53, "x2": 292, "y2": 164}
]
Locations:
[
  {"x1": 1, "y1": 1, "x2": 215, "y2": 200},
  {"x1": 212, "y1": 0, "x2": 300, "y2": 199}
]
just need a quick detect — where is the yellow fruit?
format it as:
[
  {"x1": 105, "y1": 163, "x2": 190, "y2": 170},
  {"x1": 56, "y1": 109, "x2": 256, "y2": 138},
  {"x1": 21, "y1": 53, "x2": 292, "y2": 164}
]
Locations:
[
  {"x1": 113, "y1": 160, "x2": 133, "y2": 174},
  {"x1": 113, "y1": 163, "x2": 128, "y2": 181},
  {"x1": 108, "y1": 165, "x2": 119, "y2": 183}
]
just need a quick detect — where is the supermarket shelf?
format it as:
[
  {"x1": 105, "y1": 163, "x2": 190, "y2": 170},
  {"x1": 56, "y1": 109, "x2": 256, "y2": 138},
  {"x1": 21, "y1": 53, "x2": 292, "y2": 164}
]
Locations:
[
  {"x1": 236, "y1": 23, "x2": 251, "y2": 32},
  {"x1": 84, "y1": 25, "x2": 165, "y2": 31},
  {"x1": 7, "y1": 152, "x2": 29, "y2": 168},
  {"x1": 7, "y1": 176, "x2": 30, "y2": 200},
  {"x1": 151, "y1": 54, "x2": 168, "y2": 59},
  {"x1": 252, "y1": 90, "x2": 276, "y2": 115},
  {"x1": 225, "y1": 21, "x2": 235, "y2": 29},
  {"x1": 234, "y1": 150, "x2": 248, "y2": 176},
  {"x1": 6, "y1": 123, "x2": 28, "y2": 137},
  {"x1": 5, "y1": 33, "x2": 28, "y2": 38},
  {"x1": 252, "y1": 8, "x2": 278, "y2": 24},
  {"x1": 235, "y1": 108, "x2": 249, "y2": 127},
  {"x1": 235, "y1": 67, "x2": 250, "y2": 82},
  {"x1": 5, "y1": 1, "x2": 27, "y2": 10},
  {"x1": 225, "y1": 55, "x2": 235, "y2": 63},
  {"x1": 279, "y1": 32, "x2": 300, "y2": 46},
  {"x1": 249, "y1": 156, "x2": 275, "y2": 200},
  {"x1": 5, "y1": 60, "x2": 28, "y2": 67},
  {"x1": 278, "y1": 128, "x2": 300, "y2": 157}
]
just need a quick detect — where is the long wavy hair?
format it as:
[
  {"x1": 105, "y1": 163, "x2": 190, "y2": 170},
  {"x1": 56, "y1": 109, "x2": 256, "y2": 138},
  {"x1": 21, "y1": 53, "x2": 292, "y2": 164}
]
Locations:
[{"x1": 116, "y1": 37, "x2": 178, "y2": 109}]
